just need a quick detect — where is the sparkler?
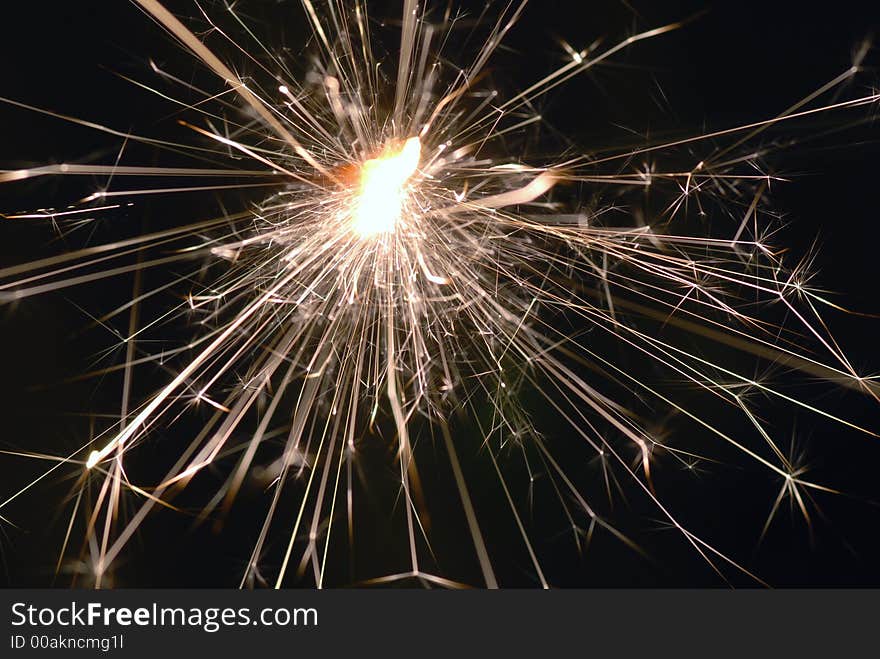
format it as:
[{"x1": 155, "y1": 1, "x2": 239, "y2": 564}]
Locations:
[{"x1": 1, "y1": 0, "x2": 878, "y2": 588}]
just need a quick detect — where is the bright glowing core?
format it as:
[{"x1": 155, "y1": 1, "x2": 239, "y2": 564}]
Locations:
[{"x1": 353, "y1": 137, "x2": 421, "y2": 237}]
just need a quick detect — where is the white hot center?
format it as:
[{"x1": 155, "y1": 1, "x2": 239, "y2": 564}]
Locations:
[{"x1": 352, "y1": 137, "x2": 421, "y2": 237}]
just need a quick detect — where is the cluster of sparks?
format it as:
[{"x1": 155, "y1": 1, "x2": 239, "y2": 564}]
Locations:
[{"x1": 1, "y1": 0, "x2": 878, "y2": 588}]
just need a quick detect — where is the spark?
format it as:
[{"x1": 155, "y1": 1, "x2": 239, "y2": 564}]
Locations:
[
  {"x1": 0, "y1": 0, "x2": 877, "y2": 589},
  {"x1": 85, "y1": 452, "x2": 100, "y2": 471}
]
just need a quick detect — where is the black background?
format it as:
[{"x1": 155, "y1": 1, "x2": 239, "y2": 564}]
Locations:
[{"x1": 1, "y1": 0, "x2": 879, "y2": 588}]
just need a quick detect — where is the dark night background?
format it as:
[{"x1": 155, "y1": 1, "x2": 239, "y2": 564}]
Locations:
[{"x1": 0, "y1": 0, "x2": 879, "y2": 587}]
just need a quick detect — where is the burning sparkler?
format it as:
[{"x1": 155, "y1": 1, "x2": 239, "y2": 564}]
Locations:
[{"x1": 1, "y1": 0, "x2": 878, "y2": 588}]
